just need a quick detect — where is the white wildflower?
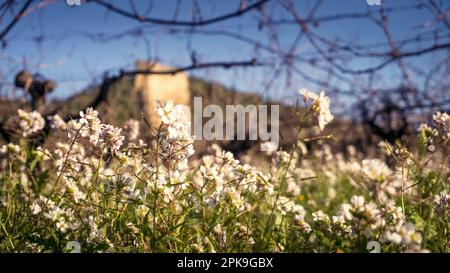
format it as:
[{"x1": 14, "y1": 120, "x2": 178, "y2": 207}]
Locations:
[
  {"x1": 156, "y1": 101, "x2": 176, "y2": 125},
  {"x1": 16, "y1": 109, "x2": 45, "y2": 137},
  {"x1": 30, "y1": 201, "x2": 42, "y2": 215},
  {"x1": 361, "y1": 159, "x2": 392, "y2": 180},
  {"x1": 299, "y1": 89, "x2": 334, "y2": 131},
  {"x1": 124, "y1": 119, "x2": 140, "y2": 141},
  {"x1": 136, "y1": 205, "x2": 150, "y2": 218},
  {"x1": 312, "y1": 210, "x2": 330, "y2": 223},
  {"x1": 351, "y1": 195, "x2": 365, "y2": 211},
  {"x1": 294, "y1": 215, "x2": 312, "y2": 233},
  {"x1": 48, "y1": 114, "x2": 67, "y2": 130}
]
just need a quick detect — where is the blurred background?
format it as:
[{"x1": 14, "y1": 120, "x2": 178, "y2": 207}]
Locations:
[{"x1": 0, "y1": 0, "x2": 449, "y2": 159}]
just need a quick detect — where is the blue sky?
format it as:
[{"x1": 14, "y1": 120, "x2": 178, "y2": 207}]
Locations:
[{"x1": 0, "y1": 0, "x2": 448, "y2": 108}]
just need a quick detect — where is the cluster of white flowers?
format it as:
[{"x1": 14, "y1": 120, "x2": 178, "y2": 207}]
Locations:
[
  {"x1": 15, "y1": 109, "x2": 45, "y2": 137},
  {"x1": 0, "y1": 97, "x2": 447, "y2": 253},
  {"x1": 30, "y1": 195, "x2": 80, "y2": 233},
  {"x1": 48, "y1": 114, "x2": 67, "y2": 130},
  {"x1": 382, "y1": 223, "x2": 423, "y2": 249},
  {"x1": 341, "y1": 156, "x2": 410, "y2": 202},
  {"x1": 275, "y1": 196, "x2": 306, "y2": 219},
  {"x1": 345, "y1": 158, "x2": 392, "y2": 181},
  {"x1": 85, "y1": 215, "x2": 112, "y2": 248},
  {"x1": 298, "y1": 89, "x2": 334, "y2": 131},
  {"x1": 156, "y1": 101, "x2": 192, "y2": 139},
  {"x1": 98, "y1": 124, "x2": 124, "y2": 155},
  {"x1": 310, "y1": 194, "x2": 427, "y2": 251},
  {"x1": 235, "y1": 223, "x2": 256, "y2": 245},
  {"x1": 294, "y1": 214, "x2": 312, "y2": 233},
  {"x1": 136, "y1": 204, "x2": 150, "y2": 218},
  {"x1": 69, "y1": 107, "x2": 101, "y2": 142},
  {"x1": 0, "y1": 143, "x2": 21, "y2": 155},
  {"x1": 155, "y1": 101, "x2": 194, "y2": 162},
  {"x1": 213, "y1": 224, "x2": 227, "y2": 248},
  {"x1": 433, "y1": 112, "x2": 449, "y2": 139},
  {"x1": 312, "y1": 210, "x2": 330, "y2": 223},
  {"x1": 360, "y1": 158, "x2": 392, "y2": 180},
  {"x1": 124, "y1": 119, "x2": 140, "y2": 141},
  {"x1": 63, "y1": 176, "x2": 86, "y2": 203},
  {"x1": 68, "y1": 108, "x2": 124, "y2": 155}
]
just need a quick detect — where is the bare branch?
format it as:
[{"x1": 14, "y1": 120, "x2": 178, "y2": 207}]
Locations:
[
  {"x1": 88, "y1": 0, "x2": 269, "y2": 26},
  {"x1": 0, "y1": 0, "x2": 33, "y2": 41}
]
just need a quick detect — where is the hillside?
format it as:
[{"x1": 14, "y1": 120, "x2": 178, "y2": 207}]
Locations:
[
  {"x1": 0, "y1": 74, "x2": 381, "y2": 161},
  {"x1": 50, "y1": 75, "x2": 380, "y2": 160}
]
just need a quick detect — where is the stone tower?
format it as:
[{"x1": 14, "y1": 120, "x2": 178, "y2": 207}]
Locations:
[{"x1": 134, "y1": 61, "x2": 191, "y2": 127}]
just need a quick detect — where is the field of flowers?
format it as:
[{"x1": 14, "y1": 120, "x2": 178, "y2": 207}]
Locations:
[{"x1": 0, "y1": 89, "x2": 448, "y2": 253}]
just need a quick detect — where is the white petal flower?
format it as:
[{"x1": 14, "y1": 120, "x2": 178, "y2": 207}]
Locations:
[
  {"x1": 15, "y1": 109, "x2": 45, "y2": 137},
  {"x1": 361, "y1": 159, "x2": 392, "y2": 180},
  {"x1": 299, "y1": 88, "x2": 319, "y2": 101},
  {"x1": 48, "y1": 114, "x2": 67, "y2": 130},
  {"x1": 312, "y1": 210, "x2": 329, "y2": 223},
  {"x1": 30, "y1": 201, "x2": 42, "y2": 215},
  {"x1": 298, "y1": 89, "x2": 334, "y2": 131},
  {"x1": 351, "y1": 195, "x2": 365, "y2": 210},
  {"x1": 316, "y1": 91, "x2": 334, "y2": 131}
]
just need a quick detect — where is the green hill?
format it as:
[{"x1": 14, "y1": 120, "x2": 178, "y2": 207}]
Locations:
[{"x1": 1, "y1": 74, "x2": 381, "y2": 161}]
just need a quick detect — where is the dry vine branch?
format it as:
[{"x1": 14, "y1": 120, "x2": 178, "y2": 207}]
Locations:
[
  {"x1": 88, "y1": 0, "x2": 270, "y2": 26},
  {"x1": 0, "y1": 0, "x2": 33, "y2": 41}
]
